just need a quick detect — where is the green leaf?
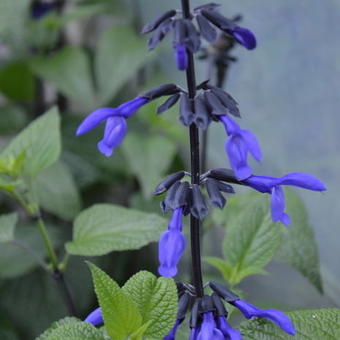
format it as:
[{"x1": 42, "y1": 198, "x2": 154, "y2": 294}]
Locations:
[
  {"x1": 276, "y1": 190, "x2": 323, "y2": 293},
  {"x1": 239, "y1": 309, "x2": 340, "y2": 339},
  {"x1": 35, "y1": 162, "x2": 81, "y2": 221},
  {"x1": 0, "y1": 213, "x2": 18, "y2": 243},
  {"x1": 222, "y1": 196, "x2": 283, "y2": 284},
  {"x1": 122, "y1": 271, "x2": 178, "y2": 339},
  {"x1": 36, "y1": 317, "x2": 80, "y2": 340},
  {"x1": 30, "y1": 47, "x2": 96, "y2": 109},
  {"x1": 66, "y1": 204, "x2": 165, "y2": 256},
  {"x1": 1, "y1": 107, "x2": 61, "y2": 177},
  {"x1": 36, "y1": 318, "x2": 105, "y2": 340},
  {"x1": 88, "y1": 263, "x2": 143, "y2": 340},
  {"x1": 128, "y1": 321, "x2": 152, "y2": 340},
  {"x1": 122, "y1": 134, "x2": 176, "y2": 198},
  {"x1": 203, "y1": 256, "x2": 233, "y2": 283},
  {"x1": 0, "y1": 62, "x2": 35, "y2": 101},
  {"x1": 95, "y1": 25, "x2": 154, "y2": 104},
  {"x1": 0, "y1": 105, "x2": 27, "y2": 133}
]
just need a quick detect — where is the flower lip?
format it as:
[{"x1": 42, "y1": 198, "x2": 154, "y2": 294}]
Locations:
[
  {"x1": 232, "y1": 26, "x2": 257, "y2": 50},
  {"x1": 84, "y1": 307, "x2": 103, "y2": 326}
]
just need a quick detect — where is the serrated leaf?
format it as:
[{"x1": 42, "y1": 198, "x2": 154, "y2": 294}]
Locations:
[
  {"x1": 0, "y1": 213, "x2": 17, "y2": 243},
  {"x1": 222, "y1": 196, "x2": 282, "y2": 284},
  {"x1": 95, "y1": 25, "x2": 154, "y2": 104},
  {"x1": 1, "y1": 107, "x2": 61, "y2": 177},
  {"x1": 36, "y1": 317, "x2": 80, "y2": 340},
  {"x1": 276, "y1": 190, "x2": 323, "y2": 293},
  {"x1": 128, "y1": 321, "x2": 152, "y2": 340},
  {"x1": 36, "y1": 319, "x2": 105, "y2": 340},
  {"x1": 88, "y1": 263, "x2": 143, "y2": 340},
  {"x1": 240, "y1": 309, "x2": 340, "y2": 339},
  {"x1": 203, "y1": 256, "x2": 233, "y2": 282},
  {"x1": 30, "y1": 47, "x2": 96, "y2": 109},
  {"x1": 35, "y1": 162, "x2": 81, "y2": 221},
  {"x1": 122, "y1": 134, "x2": 176, "y2": 198},
  {"x1": 66, "y1": 204, "x2": 165, "y2": 256},
  {"x1": 122, "y1": 271, "x2": 178, "y2": 339}
]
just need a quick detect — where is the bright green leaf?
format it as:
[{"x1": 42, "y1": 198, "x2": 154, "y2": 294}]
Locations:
[
  {"x1": 128, "y1": 321, "x2": 152, "y2": 340},
  {"x1": 122, "y1": 134, "x2": 176, "y2": 198},
  {"x1": 66, "y1": 204, "x2": 166, "y2": 256},
  {"x1": 0, "y1": 213, "x2": 18, "y2": 243},
  {"x1": 203, "y1": 256, "x2": 233, "y2": 283},
  {"x1": 1, "y1": 107, "x2": 61, "y2": 177},
  {"x1": 95, "y1": 25, "x2": 154, "y2": 104},
  {"x1": 88, "y1": 263, "x2": 143, "y2": 340},
  {"x1": 276, "y1": 190, "x2": 323, "y2": 293},
  {"x1": 35, "y1": 162, "x2": 81, "y2": 221},
  {"x1": 240, "y1": 309, "x2": 340, "y2": 339},
  {"x1": 222, "y1": 196, "x2": 282, "y2": 284},
  {"x1": 30, "y1": 48, "x2": 96, "y2": 109},
  {"x1": 122, "y1": 271, "x2": 178, "y2": 339}
]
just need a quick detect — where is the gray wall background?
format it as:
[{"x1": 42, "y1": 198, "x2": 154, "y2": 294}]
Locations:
[{"x1": 141, "y1": 0, "x2": 340, "y2": 307}]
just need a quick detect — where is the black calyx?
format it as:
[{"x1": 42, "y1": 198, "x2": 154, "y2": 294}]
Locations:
[
  {"x1": 196, "y1": 14, "x2": 218, "y2": 43},
  {"x1": 157, "y1": 93, "x2": 181, "y2": 114},
  {"x1": 212, "y1": 293, "x2": 228, "y2": 317},
  {"x1": 191, "y1": 184, "x2": 209, "y2": 220},
  {"x1": 200, "y1": 295, "x2": 215, "y2": 313},
  {"x1": 201, "y1": 9, "x2": 236, "y2": 33},
  {"x1": 173, "y1": 18, "x2": 201, "y2": 53},
  {"x1": 209, "y1": 86, "x2": 240, "y2": 117},
  {"x1": 205, "y1": 168, "x2": 243, "y2": 185},
  {"x1": 148, "y1": 18, "x2": 174, "y2": 50},
  {"x1": 177, "y1": 293, "x2": 191, "y2": 320},
  {"x1": 141, "y1": 84, "x2": 180, "y2": 100},
  {"x1": 179, "y1": 92, "x2": 195, "y2": 126},
  {"x1": 209, "y1": 281, "x2": 240, "y2": 302},
  {"x1": 193, "y1": 3, "x2": 221, "y2": 13},
  {"x1": 153, "y1": 171, "x2": 186, "y2": 195},
  {"x1": 205, "y1": 178, "x2": 227, "y2": 209},
  {"x1": 161, "y1": 180, "x2": 190, "y2": 212},
  {"x1": 141, "y1": 9, "x2": 177, "y2": 34},
  {"x1": 190, "y1": 298, "x2": 202, "y2": 328},
  {"x1": 194, "y1": 93, "x2": 211, "y2": 130}
]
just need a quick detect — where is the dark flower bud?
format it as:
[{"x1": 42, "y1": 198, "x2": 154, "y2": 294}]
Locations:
[
  {"x1": 204, "y1": 90, "x2": 229, "y2": 116},
  {"x1": 212, "y1": 293, "x2": 228, "y2": 317},
  {"x1": 184, "y1": 20, "x2": 201, "y2": 53},
  {"x1": 190, "y1": 298, "x2": 202, "y2": 328},
  {"x1": 148, "y1": 19, "x2": 174, "y2": 50},
  {"x1": 157, "y1": 94, "x2": 181, "y2": 114},
  {"x1": 174, "y1": 19, "x2": 187, "y2": 45},
  {"x1": 154, "y1": 171, "x2": 186, "y2": 195},
  {"x1": 177, "y1": 293, "x2": 191, "y2": 320},
  {"x1": 205, "y1": 178, "x2": 226, "y2": 209},
  {"x1": 208, "y1": 168, "x2": 242, "y2": 185},
  {"x1": 173, "y1": 181, "x2": 190, "y2": 209},
  {"x1": 196, "y1": 14, "x2": 218, "y2": 43},
  {"x1": 141, "y1": 9, "x2": 177, "y2": 34},
  {"x1": 209, "y1": 281, "x2": 239, "y2": 302},
  {"x1": 200, "y1": 295, "x2": 215, "y2": 313},
  {"x1": 162, "y1": 181, "x2": 181, "y2": 212},
  {"x1": 216, "y1": 181, "x2": 235, "y2": 194},
  {"x1": 191, "y1": 184, "x2": 209, "y2": 220},
  {"x1": 210, "y1": 86, "x2": 240, "y2": 117},
  {"x1": 194, "y1": 3, "x2": 221, "y2": 12},
  {"x1": 141, "y1": 84, "x2": 179, "y2": 100},
  {"x1": 201, "y1": 9, "x2": 236, "y2": 32},
  {"x1": 179, "y1": 93, "x2": 195, "y2": 126},
  {"x1": 194, "y1": 94, "x2": 211, "y2": 130}
]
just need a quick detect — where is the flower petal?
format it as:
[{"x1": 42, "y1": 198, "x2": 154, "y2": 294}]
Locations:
[
  {"x1": 217, "y1": 316, "x2": 242, "y2": 340},
  {"x1": 119, "y1": 97, "x2": 149, "y2": 118},
  {"x1": 76, "y1": 108, "x2": 119, "y2": 136},
  {"x1": 232, "y1": 27, "x2": 257, "y2": 50},
  {"x1": 175, "y1": 44, "x2": 188, "y2": 70},
  {"x1": 84, "y1": 307, "x2": 103, "y2": 326},
  {"x1": 243, "y1": 175, "x2": 277, "y2": 193},
  {"x1": 197, "y1": 313, "x2": 225, "y2": 340},
  {"x1": 233, "y1": 300, "x2": 295, "y2": 336},
  {"x1": 271, "y1": 186, "x2": 291, "y2": 225},
  {"x1": 163, "y1": 319, "x2": 180, "y2": 340},
  {"x1": 240, "y1": 129, "x2": 262, "y2": 162},
  {"x1": 279, "y1": 173, "x2": 326, "y2": 191}
]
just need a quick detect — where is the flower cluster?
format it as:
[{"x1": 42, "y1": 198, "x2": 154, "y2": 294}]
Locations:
[{"x1": 142, "y1": 3, "x2": 256, "y2": 70}]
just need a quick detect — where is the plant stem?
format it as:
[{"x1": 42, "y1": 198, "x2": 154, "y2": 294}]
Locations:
[{"x1": 181, "y1": 0, "x2": 204, "y2": 297}]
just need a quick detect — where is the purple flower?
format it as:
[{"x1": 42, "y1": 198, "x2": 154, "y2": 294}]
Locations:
[
  {"x1": 31, "y1": 1, "x2": 58, "y2": 19},
  {"x1": 76, "y1": 97, "x2": 149, "y2": 156},
  {"x1": 230, "y1": 27, "x2": 257, "y2": 50},
  {"x1": 220, "y1": 115, "x2": 262, "y2": 180},
  {"x1": 84, "y1": 307, "x2": 103, "y2": 326},
  {"x1": 158, "y1": 208, "x2": 186, "y2": 277},
  {"x1": 232, "y1": 299, "x2": 295, "y2": 336},
  {"x1": 244, "y1": 173, "x2": 326, "y2": 225},
  {"x1": 189, "y1": 327, "x2": 199, "y2": 340},
  {"x1": 217, "y1": 316, "x2": 242, "y2": 340},
  {"x1": 163, "y1": 319, "x2": 181, "y2": 340},
  {"x1": 175, "y1": 44, "x2": 189, "y2": 71},
  {"x1": 197, "y1": 312, "x2": 225, "y2": 340}
]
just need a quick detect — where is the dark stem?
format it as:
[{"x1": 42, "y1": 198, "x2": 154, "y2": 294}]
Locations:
[
  {"x1": 181, "y1": 0, "x2": 204, "y2": 297},
  {"x1": 53, "y1": 270, "x2": 78, "y2": 317}
]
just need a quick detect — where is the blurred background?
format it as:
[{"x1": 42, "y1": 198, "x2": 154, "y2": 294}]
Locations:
[{"x1": 0, "y1": 0, "x2": 339, "y2": 339}]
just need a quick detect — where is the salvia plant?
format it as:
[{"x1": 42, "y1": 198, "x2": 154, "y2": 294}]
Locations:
[{"x1": 0, "y1": 0, "x2": 337, "y2": 339}]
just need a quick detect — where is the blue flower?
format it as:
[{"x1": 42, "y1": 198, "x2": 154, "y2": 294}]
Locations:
[
  {"x1": 217, "y1": 316, "x2": 242, "y2": 340},
  {"x1": 76, "y1": 97, "x2": 149, "y2": 156},
  {"x1": 175, "y1": 43, "x2": 189, "y2": 71},
  {"x1": 84, "y1": 307, "x2": 103, "y2": 326},
  {"x1": 158, "y1": 207, "x2": 186, "y2": 277},
  {"x1": 232, "y1": 299, "x2": 295, "y2": 336},
  {"x1": 220, "y1": 114, "x2": 262, "y2": 180},
  {"x1": 163, "y1": 319, "x2": 181, "y2": 340},
  {"x1": 230, "y1": 27, "x2": 257, "y2": 50},
  {"x1": 244, "y1": 173, "x2": 326, "y2": 225},
  {"x1": 197, "y1": 312, "x2": 224, "y2": 340}
]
